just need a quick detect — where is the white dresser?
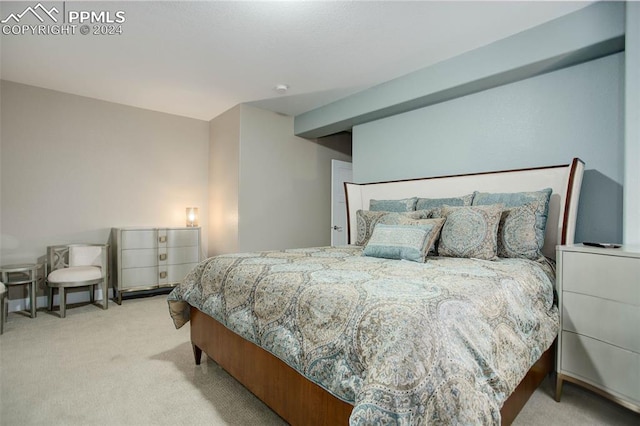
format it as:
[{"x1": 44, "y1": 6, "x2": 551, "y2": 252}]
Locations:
[
  {"x1": 111, "y1": 227, "x2": 201, "y2": 304},
  {"x1": 555, "y1": 244, "x2": 640, "y2": 413}
]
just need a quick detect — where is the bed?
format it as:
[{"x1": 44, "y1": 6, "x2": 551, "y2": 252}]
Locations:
[{"x1": 168, "y1": 158, "x2": 585, "y2": 425}]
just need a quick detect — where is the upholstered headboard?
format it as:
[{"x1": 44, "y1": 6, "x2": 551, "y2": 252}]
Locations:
[{"x1": 345, "y1": 158, "x2": 584, "y2": 260}]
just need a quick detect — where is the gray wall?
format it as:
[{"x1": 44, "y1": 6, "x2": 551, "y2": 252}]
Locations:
[
  {"x1": 208, "y1": 105, "x2": 240, "y2": 256},
  {"x1": 625, "y1": 2, "x2": 640, "y2": 245},
  {"x1": 238, "y1": 105, "x2": 351, "y2": 252},
  {"x1": 0, "y1": 81, "x2": 210, "y2": 302},
  {"x1": 353, "y1": 53, "x2": 624, "y2": 244},
  {"x1": 208, "y1": 104, "x2": 352, "y2": 255}
]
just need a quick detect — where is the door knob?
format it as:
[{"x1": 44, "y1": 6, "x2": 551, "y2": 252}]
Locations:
[{"x1": 332, "y1": 226, "x2": 343, "y2": 231}]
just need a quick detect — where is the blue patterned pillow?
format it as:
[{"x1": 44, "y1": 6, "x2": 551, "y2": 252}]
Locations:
[
  {"x1": 356, "y1": 210, "x2": 387, "y2": 246},
  {"x1": 472, "y1": 189, "x2": 552, "y2": 250},
  {"x1": 498, "y1": 203, "x2": 542, "y2": 260},
  {"x1": 385, "y1": 217, "x2": 445, "y2": 257},
  {"x1": 416, "y1": 193, "x2": 474, "y2": 211},
  {"x1": 363, "y1": 222, "x2": 443, "y2": 263},
  {"x1": 369, "y1": 197, "x2": 418, "y2": 212},
  {"x1": 379, "y1": 210, "x2": 433, "y2": 223},
  {"x1": 438, "y1": 204, "x2": 503, "y2": 260},
  {"x1": 356, "y1": 210, "x2": 434, "y2": 246}
]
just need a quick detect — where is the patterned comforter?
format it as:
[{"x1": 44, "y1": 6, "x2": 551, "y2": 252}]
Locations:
[{"x1": 168, "y1": 246, "x2": 558, "y2": 425}]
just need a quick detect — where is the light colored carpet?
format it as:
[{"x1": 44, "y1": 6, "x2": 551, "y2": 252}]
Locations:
[{"x1": 0, "y1": 296, "x2": 638, "y2": 425}]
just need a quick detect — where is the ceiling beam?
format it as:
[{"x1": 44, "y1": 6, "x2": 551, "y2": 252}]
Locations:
[{"x1": 294, "y1": 1, "x2": 625, "y2": 139}]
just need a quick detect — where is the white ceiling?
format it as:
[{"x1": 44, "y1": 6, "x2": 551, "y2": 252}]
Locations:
[{"x1": 0, "y1": 1, "x2": 593, "y2": 121}]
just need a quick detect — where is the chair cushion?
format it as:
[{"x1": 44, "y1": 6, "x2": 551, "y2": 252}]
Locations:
[{"x1": 48, "y1": 266, "x2": 102, "y2": 284}]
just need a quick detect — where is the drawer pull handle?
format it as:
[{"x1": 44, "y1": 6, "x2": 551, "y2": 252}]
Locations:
[
  {"x1": 159, "y1": 236, "x2": 167, "y2": 243},
  {"x1": 159, "y1": 271, "x2": 167, "y2": 279},
  {"x1": 159, "y1": 254, "x2": 167, "y2": 261}
]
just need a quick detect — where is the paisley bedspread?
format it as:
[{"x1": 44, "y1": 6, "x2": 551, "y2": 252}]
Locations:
[{"x1": 168, "y1": 246, "x2": 558, "y2": 425}]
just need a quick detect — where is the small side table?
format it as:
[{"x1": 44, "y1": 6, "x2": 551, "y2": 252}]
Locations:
[{"x1": 0, "y1": 263, "x2": 42, "y2": 318}]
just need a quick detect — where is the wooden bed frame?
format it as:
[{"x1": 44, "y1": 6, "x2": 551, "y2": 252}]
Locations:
[{"x1": 190, "y1": 158, "x2": 585, "y2": 425}]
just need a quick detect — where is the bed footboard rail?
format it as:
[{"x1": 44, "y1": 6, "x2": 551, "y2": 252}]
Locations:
[{"x1": 190, "y1": 307, "x2": 354, "y2": 426}]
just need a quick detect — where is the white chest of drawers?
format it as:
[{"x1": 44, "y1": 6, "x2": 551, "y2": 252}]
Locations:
[
  {"x1": 555, "y1": 244, "x2": 640, "y2": 413},
  {"x1": 111, "y1": 227, "x2": 201, "y2": 304}
]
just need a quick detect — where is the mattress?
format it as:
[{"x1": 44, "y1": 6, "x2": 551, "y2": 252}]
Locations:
[{"x1": 168, "y1": 246, "x2": 558, "y2": 425}]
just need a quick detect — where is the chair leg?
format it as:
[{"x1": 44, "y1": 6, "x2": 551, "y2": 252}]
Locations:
[
  {"x1": 89, "y1": 285, "x2": 95, "y2": 304},
  {"x1": 29, "y1": 278, "x2": 37, "y2": 318},
  {"x1": 59, "y1": 287, "x2": 66, "y2": 318},
  {"x1": 48, "y1": 287, "x2": 54, "y2": 311},
  {"x1": 102, "y1": 279, "x2": 108, "y2": 310},
  {"x1": 1, "y1": 294, "x2": 5, "y2": 335}
]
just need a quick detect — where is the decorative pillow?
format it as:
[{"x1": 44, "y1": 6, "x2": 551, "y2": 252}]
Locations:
[
  {"x1": 355, "y1": 210, "x2": 434, "y2": 246},
  {"x1": 379, "y1": 210, "x2": 433, "y2": 223},
  {"x1": 416, "y1": 193, "x2": 474, "y2": 212},
  {"x1": 369, "y1": 197, "x2": 418, "y2": 212},
  {"x1": 382, "y1": 216, "x2": 445, "y2": 256},
  {"x1": 472, "y1": 188, "x2": 552, "y2": 250},
  {"x1": 356, "y1": 210, "x2": 388, "y2": 246},
  {"x1": 498, "y1": 203, "x2": 541, "y2": 259},
  {"x1": 438, "y1": 204, "x2": 504, "y2": 260},
  {"x1": 363, "y1": 222, "x2": 443, "y2": 262}
]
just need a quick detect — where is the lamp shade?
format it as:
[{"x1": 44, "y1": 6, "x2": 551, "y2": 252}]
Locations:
[{"x1": 186, "y1": 207, "x2": 199, "y2": 227}]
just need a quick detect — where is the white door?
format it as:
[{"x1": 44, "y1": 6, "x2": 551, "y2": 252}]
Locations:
[{"x1": 331, "y1": 160, "x2": 353, "y2": 246}]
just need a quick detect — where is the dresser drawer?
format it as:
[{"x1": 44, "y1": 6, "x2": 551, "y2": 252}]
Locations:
[
  {"x1": 563, "y1": 292, "x2": 640, "y2": 353},
  {"x1": 562, "y1": 252, "x2": 640, "y2": 305},
  {"x1": 166, "y1": 229, "x2": 199, "y2": 247},
  {"x1": 164, "y1": 246, "x2": 199, "y2": 265},
  {"x1": 121, "y1": 267, "x2": 158, "y2": 289},
  {"x1": 121, "y1": 249, "x2": 157, "y2": 269},
  {"x1": 561, "y1": 331, "x2": 640, "y2": 404},
  {"x1": 166, "y1": 263, "x2": 198, "y2": 283},
  {"x1": 121, "y1": 230, "x2": 157, "y2": 249}
]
